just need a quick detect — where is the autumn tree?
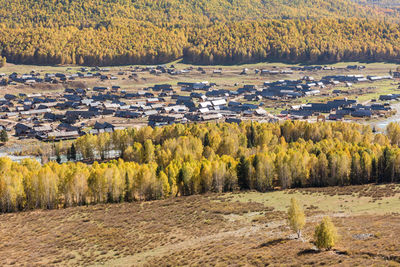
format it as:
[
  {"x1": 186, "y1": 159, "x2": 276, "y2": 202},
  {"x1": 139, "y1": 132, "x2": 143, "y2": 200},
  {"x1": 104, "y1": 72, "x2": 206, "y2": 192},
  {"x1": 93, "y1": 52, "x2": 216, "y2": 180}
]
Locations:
[
  {"x1": 287, "y1": 198, "x2": 306, "y2": 239},
  {"x1": 314, "y1": 216, "x2": 338, "y2": 250},
  {"x1": 0, "y1": 57, "x2": 5, "y2": 68},
  {"x1": 1, "y1": 121, "x2": 400, "y2": 213}
]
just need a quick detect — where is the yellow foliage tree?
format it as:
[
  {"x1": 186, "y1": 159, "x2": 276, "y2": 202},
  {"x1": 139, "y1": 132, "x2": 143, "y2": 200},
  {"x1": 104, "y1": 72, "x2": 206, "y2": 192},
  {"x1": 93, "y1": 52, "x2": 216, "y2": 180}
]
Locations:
[
  {"x1": 287, "y1": 197, "x2": 306, "y2": 239},
  {"x1": 314, "y1": 216, "x2": 338, "y2": 250}
]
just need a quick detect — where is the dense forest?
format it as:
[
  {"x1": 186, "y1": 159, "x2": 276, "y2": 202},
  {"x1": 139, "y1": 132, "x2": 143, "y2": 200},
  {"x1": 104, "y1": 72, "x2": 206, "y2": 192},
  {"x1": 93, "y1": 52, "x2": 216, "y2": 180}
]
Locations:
[
  {"x1": 3, "y1": 19, "x2": 400, "y2": 65},
  {"x1": 1, "y1": 0, "x2": 400, "y2": 65},
  {"x1": 355, "y1": 0, "x2": 400, "y2": 9},
  {"x1": 185, "y1": 19, "x2": 400, "y2": 64},
  {"x1": 2, "y1": 121, "x2": 400, "y2": 213},
  {"x1": 0, "y1": 0, "x2": 389, "y2": 28}
]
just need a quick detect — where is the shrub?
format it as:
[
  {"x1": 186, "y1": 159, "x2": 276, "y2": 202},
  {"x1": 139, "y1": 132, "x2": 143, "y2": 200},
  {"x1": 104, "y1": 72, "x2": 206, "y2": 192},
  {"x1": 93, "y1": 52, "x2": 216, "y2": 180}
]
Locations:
[{"x1": 314, "y1": 216, "x2": 338, "y2": 250}]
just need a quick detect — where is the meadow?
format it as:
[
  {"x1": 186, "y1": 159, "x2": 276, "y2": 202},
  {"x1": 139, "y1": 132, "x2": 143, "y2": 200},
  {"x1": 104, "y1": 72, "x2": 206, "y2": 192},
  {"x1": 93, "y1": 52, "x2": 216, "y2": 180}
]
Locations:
[{"x1": 0, "y1": 184, "x2": 399, "y2": 266}]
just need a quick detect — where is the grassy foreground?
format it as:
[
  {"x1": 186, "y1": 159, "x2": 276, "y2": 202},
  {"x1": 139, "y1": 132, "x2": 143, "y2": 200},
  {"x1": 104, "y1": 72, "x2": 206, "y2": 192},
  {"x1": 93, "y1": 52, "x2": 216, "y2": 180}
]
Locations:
[{"x1": 0, "y1": 184, "x2": 399, "y2": 266}]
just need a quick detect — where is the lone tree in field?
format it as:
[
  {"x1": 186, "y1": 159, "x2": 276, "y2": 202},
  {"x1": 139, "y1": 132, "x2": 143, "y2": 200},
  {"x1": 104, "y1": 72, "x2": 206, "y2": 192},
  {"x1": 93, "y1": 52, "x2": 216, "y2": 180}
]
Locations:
[
  {"x1": 287, "y1": 197, "x2": 306, "y2": 239},
  {"x1": 314, "y1": 216, "x2": 338, "y2": 250}
]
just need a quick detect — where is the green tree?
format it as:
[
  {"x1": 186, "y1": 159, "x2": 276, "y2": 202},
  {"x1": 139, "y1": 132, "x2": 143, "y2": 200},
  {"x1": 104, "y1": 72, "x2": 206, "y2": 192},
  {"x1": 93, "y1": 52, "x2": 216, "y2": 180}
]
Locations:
[
  {"x1": 237, "y1": 156, "x2": 250, "y2": 190},
  {"x1": 0, "y1": 130, "x2": 8, "y2": 143},
  {"x1": 70, "y1": 143, "x2": 77, "y2": 160}
]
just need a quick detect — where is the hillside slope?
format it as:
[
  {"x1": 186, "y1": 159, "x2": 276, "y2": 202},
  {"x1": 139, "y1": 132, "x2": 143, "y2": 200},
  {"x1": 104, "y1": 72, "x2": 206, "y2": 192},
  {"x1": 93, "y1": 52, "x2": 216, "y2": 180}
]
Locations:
[
  {"x1": 0, "y1": 0, "x2": 393, "y2": 27},
  {"x1": 0, "y1": 0, "x2": 399, "y2": 65},
  {"x1": 0, "y1": 185, "x2": 399, "y2": 266},
  {"x1": 355, "y1": 0, "x2": 400, "y2": 9}
]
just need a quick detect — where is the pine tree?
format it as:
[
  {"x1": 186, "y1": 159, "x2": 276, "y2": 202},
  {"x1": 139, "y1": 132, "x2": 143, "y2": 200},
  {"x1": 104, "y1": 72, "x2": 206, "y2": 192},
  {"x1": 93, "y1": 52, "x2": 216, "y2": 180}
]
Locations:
[
  {"x1": 371, "y1": 157, "x2": 378, "y2": 182},
  {"x1": 378, "y1": 146, "x2": 393, "y2": 183},
  {"x1": 247, "y1": 123, "x2": 256, "y2": 148},
  {"x1": 237, "y1": 156, "x2": 250, "y2": 190},
  {"x1": 67, "y1": 147, "x2": 71, "y2": 161},
  {"x1": 70, "y1": 144, "x2": 77, "y2": 161},
  {"x1": 124, "y1": 172, "x2": 131, "y2": 202},
  {"x1": 287, "y1": 198, "x2": 306, "y2": 239}
]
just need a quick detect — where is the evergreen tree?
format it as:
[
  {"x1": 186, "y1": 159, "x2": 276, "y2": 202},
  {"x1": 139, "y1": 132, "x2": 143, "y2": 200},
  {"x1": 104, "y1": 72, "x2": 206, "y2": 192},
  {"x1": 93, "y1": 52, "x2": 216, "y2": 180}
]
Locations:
[
  {"x1": 371, "y1": 157, "x2": 378, "y2": 182},
  {"x1": 378, "y1": 146, "x2": 393, "y2": 183},
  {"x1": 247, "y1": 123, "x2": 256, "y2": 148},
  {"x1": 56, "y1": 154, "x2": 61, "y2": 164},
  {"x1": 0, "y1": 129, "x2": 8, "y2": 143},
  {"x1": 70, "y1": 144, "x2": 77, "y2": 161},
  {"x1": 66, "y1": 147, "x2": 71, "y2": 161},
  {"x1": 124, "y1": 172, "x2": 131, "y2": 202},
  {"x1": 237, "y1": 156, "x2": 250, "y2": 190}
]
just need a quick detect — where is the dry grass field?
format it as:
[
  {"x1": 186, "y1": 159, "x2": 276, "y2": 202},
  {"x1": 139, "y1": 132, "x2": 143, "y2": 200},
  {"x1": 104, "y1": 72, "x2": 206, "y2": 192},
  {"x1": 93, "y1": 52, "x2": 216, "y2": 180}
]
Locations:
[{"x1": 0, "y1": 184, "x2": 399, "y2": 266}]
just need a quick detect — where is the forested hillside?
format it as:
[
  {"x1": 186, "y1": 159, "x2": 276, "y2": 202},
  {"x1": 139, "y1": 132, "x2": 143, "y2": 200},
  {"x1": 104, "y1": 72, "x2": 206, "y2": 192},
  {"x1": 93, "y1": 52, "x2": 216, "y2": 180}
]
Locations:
[
  {"x1": 0, "y1": 0, "x2": 389, "y2": 27},
  {"x1": 0, "y1": 0, "x2": 399, "y2": 65},
  {"x1": 355, "y1": 0, "x2": 400, "y2": 9},
  {"x1": 2, "y1": 121, "x2": 400, "y2": 213},
  {"x1": 185, "y1": 19, "x2": 400, "y2": 64}
]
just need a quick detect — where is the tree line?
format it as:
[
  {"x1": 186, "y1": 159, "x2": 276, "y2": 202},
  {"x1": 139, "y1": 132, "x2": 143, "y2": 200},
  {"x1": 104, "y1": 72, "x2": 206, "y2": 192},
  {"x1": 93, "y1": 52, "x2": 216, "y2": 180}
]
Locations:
[
  {"x1": 2, "y1": 121, "x2": 400, "y2": 213},
  {"x1": 3, "y1": 19, "x2": 400, "y2": 65}
]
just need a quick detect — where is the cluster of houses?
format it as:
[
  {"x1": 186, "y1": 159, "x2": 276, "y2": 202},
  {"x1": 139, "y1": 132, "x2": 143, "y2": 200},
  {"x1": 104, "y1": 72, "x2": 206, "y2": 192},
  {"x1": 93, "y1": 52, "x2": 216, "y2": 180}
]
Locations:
[
  {"x1": 0, "y1": 65, "x2": 228, "y2": 86},
  {"x1": 0, "y1": 67, "x2": 120, "y2": 85},
  {"x1": 0, "y1": 64, "x2": 373, "y2": 87},
  {"x1": 131, "y1": 65, "x2": 213, "y2": 75},
  {"x1": 285, "y1": 99, "x2": 393, "y2": 120},
  {"x1": 321, "y1": 74, "x2": 393, "y2": 87},
  {"x1": 242, "y1": 65, "x2": 367, "y2": 76},
  {"x1": 0, "y1": 82, "x2": 277, "y2": 140},
  {"x1": 0, "y1": 64, "x2": 397, "y2": 141},
  {"x1": 238, "y1": 74, "x2": 393, "y2": 100},
  {"x1": 379, "y1": 94, "x2": 400, "y2": 101}
]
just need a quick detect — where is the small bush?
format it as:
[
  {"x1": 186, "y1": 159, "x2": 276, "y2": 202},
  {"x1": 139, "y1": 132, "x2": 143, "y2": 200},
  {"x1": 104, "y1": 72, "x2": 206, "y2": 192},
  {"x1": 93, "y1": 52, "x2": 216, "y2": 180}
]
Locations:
[{"x1": 314, "y1": 216, "x2": 338, "y2": 250}]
